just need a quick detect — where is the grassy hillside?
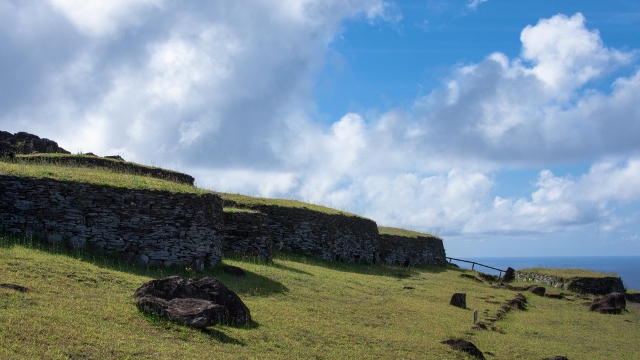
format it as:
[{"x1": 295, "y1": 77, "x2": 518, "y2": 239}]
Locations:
[{"x1": 1, "y1": 235, "x2": 639, "y2": 359}]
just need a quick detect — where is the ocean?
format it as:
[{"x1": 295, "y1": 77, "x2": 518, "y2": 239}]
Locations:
[{"x1": 449, "y1": 256, "x2": 640, "y2": 291}]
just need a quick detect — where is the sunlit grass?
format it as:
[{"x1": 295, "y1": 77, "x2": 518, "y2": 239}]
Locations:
[
  {"x1": 1, "y1": 234, "x2": 638, "y2": 359},
  {"x1": 378, "y1": 226, "x2": 440, "y2": 239}
]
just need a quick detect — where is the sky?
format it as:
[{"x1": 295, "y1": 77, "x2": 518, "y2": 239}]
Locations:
[{"x1": 1, "y1": 0, "x2": 640, "y2": 257}]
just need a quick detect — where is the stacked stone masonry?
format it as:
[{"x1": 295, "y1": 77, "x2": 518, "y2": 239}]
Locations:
[
  {"x1": 257, "y1": 205, "x2": 380, "y2": 263},
  {"x1": 515, "y1": 272, "x2": 625, "y2": 295},
  {"x1": 378, "y1": 234, "x2": 447, "y2": 266},
  {"x1": 2, "y1": 175, "x2": 449, "y2": 269},
  {"x1": 0, "y1": 175, "x2": 224, "y2": 270},
  {"x1": 222, "y1": 211, "x2": 272, "y2": 259}
]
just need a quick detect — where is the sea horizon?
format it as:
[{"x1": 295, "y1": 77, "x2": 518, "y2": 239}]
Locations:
[{"x1": 449, "y1": 256, "x2": 640, "y2": 291}]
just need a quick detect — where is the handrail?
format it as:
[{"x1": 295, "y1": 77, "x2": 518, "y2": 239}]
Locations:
[{"x1": 446, "y1": 257, "x2": 507, "y2": 278}]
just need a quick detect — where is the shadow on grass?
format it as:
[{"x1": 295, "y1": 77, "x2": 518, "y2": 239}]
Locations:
[
  {"x1": 0, "y1": 233, "x2": 287, "y2": 297},
  {"x1": 269, "y1": 250, "x2": 450, "y2": 278},
  {"x1": 202, "y1": 328, "x2": 246, "y2": 345}
]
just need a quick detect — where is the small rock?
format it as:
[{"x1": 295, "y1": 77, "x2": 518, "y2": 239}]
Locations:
[
  {"x1": 403, "y1": 286, "x2": 415, "y2": 290},
  {"x1": 529, "y1": 286, "x2": 546, "y2": 296},
  {"x1": 448, "y1": 263, "x2": 460, "y2": 268},
  {"x1": 441, "y1": 339, "x2": 485, "y2": 360},
  {"x1": 542, "y1": 357, "x2": 569, "y2": 360},
  {"x1": 0, "y1": 283, "x2": 28, "y2": 292},
  {"x1": 222, "y1": 265, "x2": 246, "y2": 277},
  {"x1": 450, "y1": 292, "x2": 467, "y2": 309},
  {"x1": 589, "y1": 292, "x2": 626, "y2": 314}
]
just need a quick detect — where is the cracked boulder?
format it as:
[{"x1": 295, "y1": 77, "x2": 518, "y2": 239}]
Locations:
[{"x1": 133, "y1": 276, "x2": 251, "y2": 328}]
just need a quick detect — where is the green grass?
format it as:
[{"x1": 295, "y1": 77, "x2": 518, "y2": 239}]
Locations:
[
  {"x1": 216, "y1": 192, "x2": 358, "y2": 216},
  {"x1": 518, "y1": 267, "x2": 617, "y2": 279},
  {"x1": 1, "y1": 235, "x2": 638, "y2": 359},
  {"x1": 0, "y1": 161, "x2": 205, "y2": 194},
  {"x1": 378, "y1": 226, "x2": 440, "y2": 239}
]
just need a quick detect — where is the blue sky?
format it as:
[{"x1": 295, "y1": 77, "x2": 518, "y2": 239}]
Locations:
[{"x1": 1, "y1": 0, "x2": 640, "y2": 257}]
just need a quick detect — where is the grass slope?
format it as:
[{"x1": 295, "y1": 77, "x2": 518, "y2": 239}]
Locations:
[
  {"x1": 1, "y1": 235, "x2": 639, "y2": 359},
  {"x1": 378, "y1": 226, "x2": 440, "y2": 239}
]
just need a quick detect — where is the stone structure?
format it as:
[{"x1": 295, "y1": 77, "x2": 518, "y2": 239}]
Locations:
[
  {"x1": 224, "y1": 202, "x2": 380, "y2": 264},
  {"x1": 378, "y1": 234, "x2": 446, "y2": 266},
  {"x1": 222, "y1": 211, "x2": 271, "y2": 259},
  {"x1": 0, "y1": 130, "x2": 69, "y2": 158},
  {"x1": 515, "y1": 272, "x2": 625, "y2": 295},
  {"x1": 0, "y1": 175, "x2": 224, "y2": 270}
]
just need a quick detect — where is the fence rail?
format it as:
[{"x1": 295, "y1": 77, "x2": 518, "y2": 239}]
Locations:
[{"x1": 446, "y1": 257, "x2": 507, "y2": 278}]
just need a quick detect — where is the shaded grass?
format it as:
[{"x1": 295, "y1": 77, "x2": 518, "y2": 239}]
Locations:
[
  {"x1": 519, "y1": 267, "x2": 617, "y2": 279},
  {"x1": 1, "y1": 234, "x2": 638, "y2": 359},
  {"x1": 378, "y1": 226, "x2": 440, "y2": 239}
]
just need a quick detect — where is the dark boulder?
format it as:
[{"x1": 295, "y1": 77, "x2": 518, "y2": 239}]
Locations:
[
  {"x1": 589, "y1": 292, "x2": 626, "y2": 314},
  {"x1": 450, "y1": 292, "x2": 466, "y2": 309},
  {"x1": 133, "y1": 276, "x2": 251, "y2": 328},
  {"x1": 223, "y1": 265, "x2": 246, "y2": 277},
  {"x1": 625, "y1": 293, "x2": 640, "y2": 303},
  {"x1": 441, "y1": 339, "x2": 485, "y2": 360},
  {"x1": 448, "y1": 262, "x2": 460, "y2": 268},
  {"x1": 543, "y1": 357, "x2": 569, "y2": 360},
  {"x1": 136, "y1": 296, "x2": 228, "y2": 329},
  {"x1": 502, "y1": 267, "x2": 515, "y2": 282},
  {"x1": 529, "y1": 286, "x2": 546, "y2": 296}
]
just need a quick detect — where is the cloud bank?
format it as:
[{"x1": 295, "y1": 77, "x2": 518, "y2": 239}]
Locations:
[{"x1": 1, "y1": 4, "x2": 639, "y2": 246}]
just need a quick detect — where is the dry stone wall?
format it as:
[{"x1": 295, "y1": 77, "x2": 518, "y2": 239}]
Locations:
[
  {"x1": 222, "y1": 211, "x2": 271, "y2": 259},
  {"x1": 0, "y1": 175, "x2": 223, "y2": 270},
  {"x1": 248, "y1": 205, "x2": 380, "y2": 263},
  {"x1": 378, "y1": 234, "x2": 447, "y2": 266},
  {"x1": 515, "y1": 272, "x2": 625, "y2": 295}
]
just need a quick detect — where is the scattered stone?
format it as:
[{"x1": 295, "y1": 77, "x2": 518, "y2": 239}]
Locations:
[
  {"x1": 460, "y1": 274, "x2": 483, "y2": 283},
  {"x1": 0, "y1": 283, "x2": 28, "y2": 292},
  {"x1": 506, "y1": 293, "x2": 527, "y2": 310},
  {"x1": 222, "y1": 265, "x2": 246, "y2": 277},
  {"x1": 529, "y1": 286, "x2": 546, "y2": 296},
  {"x1": 502, "y1": 267, "x2": 515, "y2": 282},
  {"x1": 403, "y1": 286, "x2": 415, "y2": 290},
  {"x1": 472, "y1": 322, "x2": 488, "y2": 330},
  {"x1": 542, "y1": 357, "x2": 569, "y2": 360},
  {"x1": 133, "y1": 276, "x2": 251, "y2": 328},
  {"x1": 589, "y1": 292, "x2": 626, "y2": 314},
  {"x1": 450, "y1": 292, "x2": 467, "y2": 309},
  {"x1": 441, "y1": 339, "x2": 485, "y2": 360},
  {"x1": 545, "y1": 293, "x2": 565, "y2": 299},
  {"x1": 477, "y1": 272, "x2": 498, "y2": 282}
]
